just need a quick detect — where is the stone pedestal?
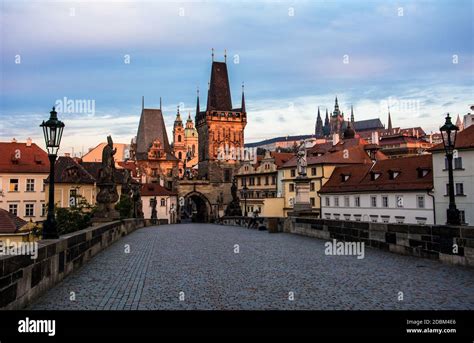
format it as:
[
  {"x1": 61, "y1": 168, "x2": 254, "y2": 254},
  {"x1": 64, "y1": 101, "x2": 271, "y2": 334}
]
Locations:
[{"x1": 289, "y1": 176, "x2": 314, "y2": 216}]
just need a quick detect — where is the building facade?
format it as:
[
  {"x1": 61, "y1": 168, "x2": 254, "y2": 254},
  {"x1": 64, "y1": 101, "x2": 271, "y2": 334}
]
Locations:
[
  {"x1": 430, "y1": 125, "x2": 474, "y2": 225},
  {"x1": 234, "y1": 150, "x2": 292, "y2": 217},
  {"x1": 320, "y1": 154, "x2": 434, "y2": 224},
  {"x1": 279, "y1": 135, "x2": 387, "y2": 217},
  {"x1": 140, "y1": 183, "x2": 178, "y2": 224},
  {"x1": 0, "y1": 139, "x2": 49, "y2": 222}
]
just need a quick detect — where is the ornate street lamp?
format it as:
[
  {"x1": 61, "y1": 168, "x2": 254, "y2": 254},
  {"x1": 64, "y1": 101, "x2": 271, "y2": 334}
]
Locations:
[
  {"x1": 440, "y1": 113, "x2": 460, "y2": 225},
  {"x1": 40, "y1": 107, "x2": 65, "y2": 239}
]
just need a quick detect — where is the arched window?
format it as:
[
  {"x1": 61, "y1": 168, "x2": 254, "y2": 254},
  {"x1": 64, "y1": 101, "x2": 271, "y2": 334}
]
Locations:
[
  {"x1": 192, "y1": 144, "x2": 195, "y2": 155},
  {"x1": 160, "y1": 198, "x2": 166, "y2": 207},
  {"x1": 178, "y1": 152, "x2": 182, "y2": 160},
  {"x1": 178, "y1": 135, "x2": 182, "y2": 142}
]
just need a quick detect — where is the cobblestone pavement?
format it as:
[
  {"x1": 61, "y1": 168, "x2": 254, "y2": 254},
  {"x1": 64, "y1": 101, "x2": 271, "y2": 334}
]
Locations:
[{"x1": 30, "y1": 224, "x2": 474, "y2": 310}]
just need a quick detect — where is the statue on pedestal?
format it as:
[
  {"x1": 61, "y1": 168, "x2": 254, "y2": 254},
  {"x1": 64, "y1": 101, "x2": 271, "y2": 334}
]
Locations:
[
  {"x1": 150, "y1": 196, "x2": 158, "y2": 224},
  {"x1": 224, "y1": 177, "x2": 243, "y2": 216},
  {"x1": 132, "y1": 183, "x2": 144, "y2": 219},
  {"x1": 94, "y1": 136, "x2": 120, "y2": 221},
  {"x1": 296, "y1": 140, "x2": 307, "y2": 177}
]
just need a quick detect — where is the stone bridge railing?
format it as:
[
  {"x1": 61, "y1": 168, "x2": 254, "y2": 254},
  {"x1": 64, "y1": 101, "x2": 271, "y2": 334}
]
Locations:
[
  {"x1": 218, "y1": 216, "x2": 474, "y2": 268},
  {"x1": 0, "y1": 219, "x2": 158, "y2": 310}
]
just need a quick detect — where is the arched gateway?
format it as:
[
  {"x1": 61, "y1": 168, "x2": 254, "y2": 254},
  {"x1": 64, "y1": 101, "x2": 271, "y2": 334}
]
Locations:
[{"x1": 180, "y1": 191, "x2": 213, "y2": 223}]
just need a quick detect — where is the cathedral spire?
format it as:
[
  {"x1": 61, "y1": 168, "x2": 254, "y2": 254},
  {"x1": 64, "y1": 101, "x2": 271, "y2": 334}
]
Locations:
[
  {"x1": 387, "y1": 106, "x2": 392, "y2": 130},
  {"x1": 196, "y1": 87, "x2": 200, "y2": 117},
  {"x1": 351, "y1": 105, "x2": 354, "y2": 123},
  {"x1": 241, "y1": 82, "x2": 246, "y2": 113},
  {"x1": 315, "y1": 107, "x2": 323, "y2": 138},
  {"x1": 333, "y1": 96, "x2": 340, "y2": 116}
]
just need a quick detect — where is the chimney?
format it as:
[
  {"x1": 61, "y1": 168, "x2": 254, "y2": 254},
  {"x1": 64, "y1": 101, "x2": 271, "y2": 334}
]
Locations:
[
  {"x1": 64, "y1": 152, "x2": 71, "y2": 157},
  {"x1": 26, "y1": 137, "x2": 32, "y2": 147},
  {"x1": 332, "y1": 133, "x2": 340, "y2": 145},
  {"x1": 371, "y1": 131, "x2": 379, "y2": 145}
]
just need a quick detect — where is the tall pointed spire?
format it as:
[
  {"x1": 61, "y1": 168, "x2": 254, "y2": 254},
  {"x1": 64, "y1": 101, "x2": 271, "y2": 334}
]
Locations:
[
  {"x1": 224, "y1": 49, "x2": 227, "y2": 63},
  {"x1": 333, "y1": 96, "x2": 340, "y2": 116},
  {"x1": 387, "y1": 106, "x2": 392, "y2": 130},
  {"x1": 196, "y1": 87, "x2": 200, "y2": 117},
  {"x1": 211, "y1": 48, "x2": 214, "y2": 61},
  {"x1": 241, "y1": 82, "x2": 246, "y2": 113},
  {"x1": 351, "y1": 105, "x2": 354, "y2": 123},
  {"x1": 315, "y1": 106, "x2": 323, "y2": 138}
]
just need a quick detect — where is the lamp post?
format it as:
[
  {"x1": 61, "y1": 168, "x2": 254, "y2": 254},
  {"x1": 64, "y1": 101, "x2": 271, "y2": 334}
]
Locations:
[
  {"x1": 40, "y1": 107, "x2": 65, "y2": 239},
  {"x1": 242, "y1": 180, "x2": 249, "y2": 217},
  {"x1": 440, "y1": 113, "x2": 460, "y2": 225}
]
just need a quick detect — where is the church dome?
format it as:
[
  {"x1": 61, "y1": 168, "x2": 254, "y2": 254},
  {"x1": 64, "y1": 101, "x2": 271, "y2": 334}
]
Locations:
[{"x1": 343, "y1": 122, "x2": 356, "y2": 139}]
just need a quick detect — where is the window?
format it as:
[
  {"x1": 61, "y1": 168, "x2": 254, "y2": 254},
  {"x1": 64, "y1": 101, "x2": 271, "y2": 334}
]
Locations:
[
  {"x1": 382, "y1": 196, "x2": 388, "y2": 208},
  {"x1": 396, "y1": 195, "x2": 404, "y2": 208},
  {"x1": 334, "y1": 197, "x2": 339, "y2": 207},
  {"x1": 344, "y1": 196, "x2": 350, "y2": 207},
  {"x1": 454, "y1": 157, "x2": 463, "y2": 169},
  {"x1": 354, "y1": 214, "x2": 361, "y2": 222},
  {"x1": 160, "y1": 198, "x2": 166, "y2": 207},
  {"x1": 257, "y1": 177, "x2": 261, "y2": 186},
  {"x1": 416, "y1": 217, "x2": 427, "y2": 225},
  {"x1": 325, "y1": 197, "x2": 330, "y2": 207},
  {"x1": 417, "y1": 195, "x2": 425, "y2": 209},
  {"x1": 325, "y1": 213, "x2": 331, "y2": 219},
  {"x1": 178, "y1": 135, "x2": 182, "y2": 142},
  {"x1": 25, "y1": 203, "x2": 34, "y2": 217},
  {"x1": 291, "y1": 169, "x2": 296, "y2": 177},
  {"x1": 271, "y1": 176, "x2": 276, "y2": 185},
  {"x1": 265, "y1": 176, "x2": 269, "y2": 185},
  {"x1": 289, "y1": 183, "x2": 295, "y2": 192},
  {"x1": 26, "y1": 179, "x2": 35, "y2": 192},
  {"x1": 9, "y1": 204, "x2": 18, "y2": 216},
  {"x1": 371, "y1": 196, "x2": 377, "y2": 207},
  {"x1": 355, "y1": 196, "x2": 360, "y2": 207},
  {"x1": 41, "y1": 203, "x2": 47, "y2": 217},
  {"x1": 69, "y1": 189, "x2": 77, "y2": 207},
  {"x1": 459, "y1": 210, "x2": 466, "y2": 224},
  {"x1": 455, "y1": 183, "x2": 464, "y2": 195},
  {"x1": 381, "y1": 216, "x2": 390, "y2": 223},
  {"x1": 344, "y1": 214, "x2": 351, "y2": 221},
  {"x1": 311, "y1": 167, "x2": 317, "y2": 176},
  {"x1": 224, "y1": 169, "x2": 231, "y2": 182},
  {"x1": 310, "y1": 182, "x2": 315, "y2": 191},
  {"x1": 310, "y1": 197, "x2": 315, "y2": 206},
  {"x1": 178, "y1": 152, "x2": 182, "y2": 160},
  {"x1": 370, "y1": 215, "x2": 378, "y2": 223},
  {"x1": 9, "y1": 179, "x2": 19, "y2": 192},
  {"x1": 333, "y1": 213, "x2": 340, "y2": 220},
  {"x1": 395, "y1": 216, "x2": 405, "y2": 224}
]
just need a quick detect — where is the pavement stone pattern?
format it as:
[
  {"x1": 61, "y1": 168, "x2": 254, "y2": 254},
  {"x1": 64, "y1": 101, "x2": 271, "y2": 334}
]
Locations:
[{"x1": 30, "y1": 224, "x2": 474, "y2": 310}]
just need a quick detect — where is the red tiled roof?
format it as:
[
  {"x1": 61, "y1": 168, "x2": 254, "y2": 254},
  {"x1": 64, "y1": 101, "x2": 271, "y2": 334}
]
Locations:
[
  {"x1": 0, "y1": 142, "x2": 49, "y2": 173},
  {"x1": 271, "y1": 152, "x2": 293, "y2": 168},
  {"x1": 46, "y1": 157, "x2": 95, "y2": 184},
  {"x1": 140, "y1": 183, "x2": 177, "y2": 196},
  {"x1": 0, "y1": 208, "x2": 27, "y2": 234},
  {"x1": 320, "y1": 154, "x2": 433, "y2": 193},
  {"x1": 282, "y1": 144, "x2": 387, "y2": 168},
  {"x1": 429, "y1": 125, "x2": 474, "y2": 152}
]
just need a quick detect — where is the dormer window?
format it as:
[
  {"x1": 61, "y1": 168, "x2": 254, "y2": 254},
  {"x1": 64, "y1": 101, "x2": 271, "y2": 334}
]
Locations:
[
  {"x1": 388, "y1": 170, "x2": 400, "y2": 180},
  {"x1": 341, "y1": 174, "x2": 350, "y2": 182},
  {"x1": 417, "y1": 167, "x2": 430, "y2": 178},
  {"x1": 370, "y1": 172, "x2": 381, "y2": 181}
]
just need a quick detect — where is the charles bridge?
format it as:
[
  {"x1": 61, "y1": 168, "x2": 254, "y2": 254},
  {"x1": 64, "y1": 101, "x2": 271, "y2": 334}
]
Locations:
[{"x1": 1, "y1": 217, "x2": 473, "y2": 310}]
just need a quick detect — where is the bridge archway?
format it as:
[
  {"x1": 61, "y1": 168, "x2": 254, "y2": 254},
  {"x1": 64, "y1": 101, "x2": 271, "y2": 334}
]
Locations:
[{"x1": 180, "y1": 191, "x2": 213, "y2": 223}]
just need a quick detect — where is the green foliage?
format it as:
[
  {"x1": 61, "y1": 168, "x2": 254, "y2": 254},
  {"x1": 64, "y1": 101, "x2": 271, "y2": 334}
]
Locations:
[
  {"x1": 115, "y1": 195, "x2": 133, "y2": 219},
  {"x1": 53, "y1": 191, "x2": 96, "y2": 235}
]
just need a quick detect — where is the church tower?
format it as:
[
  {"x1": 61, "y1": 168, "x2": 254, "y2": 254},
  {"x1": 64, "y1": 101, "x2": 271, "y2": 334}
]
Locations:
[
  {"x1": 315, "y1": 107, "x2": 324, "y2": 138},
  {"x1": 195, "y1": 57, "x2": 247, "y2": 182},
  {"x1": 330, "y1": 96, "x2": 345, "y2": 137},
  {"x1": 173, "y1": 106, "x2": 186, "y2": 177}
]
